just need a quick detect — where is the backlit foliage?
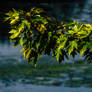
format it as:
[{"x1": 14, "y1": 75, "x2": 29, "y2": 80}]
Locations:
[{"x1": 5, "y1": 8, "x2": 92, "y2": 66}]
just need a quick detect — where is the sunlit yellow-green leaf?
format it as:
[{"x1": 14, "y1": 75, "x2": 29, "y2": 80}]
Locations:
[
  {"x1": 5, "y1": 8, "x2": 92, "y2": 66},
  {"x1": 10, "y1": 16, "x2": 19, "y2": 25},
  {"x1": 22, "y1": 20, "x2": 30, "y2": 30},
  {"x1": 77, "y1": 31, "x2": 84, "y2": 35},
  {"x1": 58, "y1": 37, "x2": 67, "y2": 50},
  {"x1": 80, "y1": 45, "x2": 87, "y2": 56},
  {"x1": 5, "y1": 11, "x2": 13, "y2": 16},
  {"x1": 56, "y1": 49, "x2": 61, "y2": 62},
  {"x1": 10, "y1": 32, "x2": 20, "y2": 39},
  {"x1": 10, "y1": 19, "x2": 16, "y2": 25},
  {"x1": 68, "y1": 40, "x2": 78, "y2": 56},
  {"x1": 20, "y1": 37, "x2": 24, "y2": 46},
  {"x1": 26, "y1": 12, "x2": 31, "y2": 17},
  {"x1": 18, "y1": 23, "x2": 24, "y2": 32},
  {"x1": 4, "y1": 17, "x2": 10, "y2": 21},
  {"x1": 25, "y1": 49, "x2": 31, "y2": 59},
  {"x1": 34, "y1": 63, "x2": 37, "y2": 68},
  {"x1": 20, "y1": 48, "x2": 25, "y2": 52},
  {"x1": 9, "y1": 29, "x2": 17, "y2": 34},
  {"x1": 36, "y1": 43, "x2": 40, "y2": 49},
  {"x1": 73, "y1": 25, "x2": 78, "y2": 32},
  {"x1": 85, "y1": 24, "x2": 91, "y2": 27}
]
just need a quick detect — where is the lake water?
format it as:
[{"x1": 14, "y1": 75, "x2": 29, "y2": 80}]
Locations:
[
  {"x1": 0, "y1": 0, "x2": 92, "y2": 92},
  {"x1": 1, "y1": 83, "x2": 92, "y2": 92}
]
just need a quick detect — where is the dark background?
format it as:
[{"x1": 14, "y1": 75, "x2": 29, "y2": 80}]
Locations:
[{"x1": 0, "y1": 0, "x2": 87, "y2": 43}]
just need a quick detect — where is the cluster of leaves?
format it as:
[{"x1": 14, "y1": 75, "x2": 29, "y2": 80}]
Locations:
[{"x1": 5, "y1": 8, "x2": 92, "y2": 66}]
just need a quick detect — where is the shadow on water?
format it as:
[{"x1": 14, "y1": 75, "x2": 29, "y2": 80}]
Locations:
[{"x1": 0, "y1": 0, "x2": 92, "y2": 92}]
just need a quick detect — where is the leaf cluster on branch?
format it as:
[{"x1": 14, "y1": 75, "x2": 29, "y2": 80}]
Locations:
[{"x1": 5, "y1": 8, "x2": 92, "y2": 67}]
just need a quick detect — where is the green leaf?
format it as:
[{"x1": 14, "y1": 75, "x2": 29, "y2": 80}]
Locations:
[
  {"x1": 32, "y1": 16, "x2": 47, "y2": 24},
  {"x1": 34, "y1": 63, "x2": 37, "y2": 68},
  {"x1": 48, "y1": 32, "x2": 52, "y2": 37},
  {"x1": 22, "y1": 20, "x2": 30, "y2": 30},
  {"x1": 18, "y1": 23, "x2": 24, "y2": 32},
  {"x1": 36, "y1": 43, "x2": 40, "y2": 49},
  {"x1": 5, "y1": 11, "x2": 13, "y2": 16},
  {"x1": 9, "y1": 29, "x2": 17, "y2": 34},
  {"x1": 10, "y1": 31, "x2": 20, "y2": 39},
  {"x1": 10, "y1": 19, "x2": 17, "y2": 25},
  {"x1": 4, "y1": 17, "x2": 10, "y2": 21},
  {"x1": 58, "y1": 37, "x2": 67, "y2": 50},
  {"x1": 56, "y1": 49, "x2": 61, "y2": 62},
  {"x1": 5, "y1": 8, "x2": 92, "y2": 66},
  {"x1": 68, "y1": 40, "x2": 78, "y2": 56},
  {"x1": 80, "y1": 45, "x2": 87, "y2": 56},
  {"x1": 26, "y1": 49, "x2": 31, "y2": 59},
  {"x1": 87, "y1": 39, "x2": 92, "y2": 49},
  {"x1": 73, "y1": 25, "x2": 78, "y2": 32},
  {"x1": 20, "y1": 37, "x2": 24, "y2": 46}
]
